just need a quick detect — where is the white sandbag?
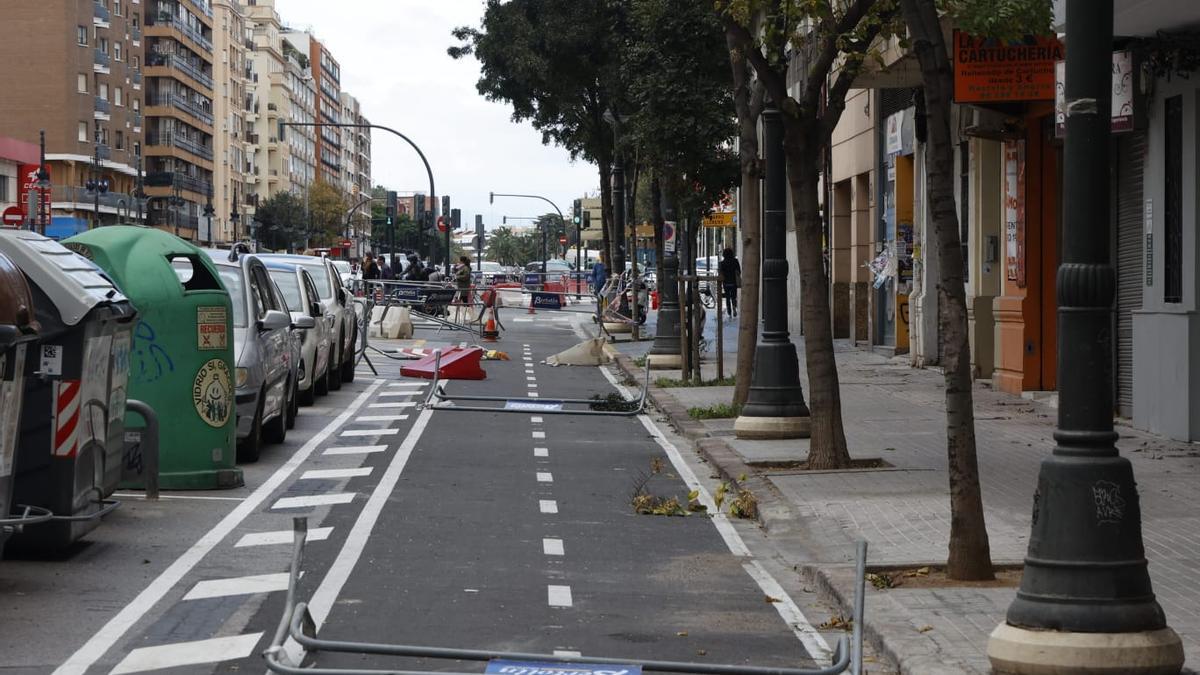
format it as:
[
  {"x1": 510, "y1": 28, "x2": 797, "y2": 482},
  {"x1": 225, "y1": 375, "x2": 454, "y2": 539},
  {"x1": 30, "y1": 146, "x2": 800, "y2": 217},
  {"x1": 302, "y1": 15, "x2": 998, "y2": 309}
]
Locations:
[{"x1": 545, "y1": 337, "x2": 612, "y2": 366}]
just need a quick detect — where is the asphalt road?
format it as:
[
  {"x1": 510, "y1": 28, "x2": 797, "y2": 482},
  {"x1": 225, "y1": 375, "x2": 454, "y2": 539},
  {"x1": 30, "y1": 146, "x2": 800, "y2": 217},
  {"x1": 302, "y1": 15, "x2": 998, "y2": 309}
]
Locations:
[{"x1": 1, "y1": 308, "x2": 838, "y2": 674}]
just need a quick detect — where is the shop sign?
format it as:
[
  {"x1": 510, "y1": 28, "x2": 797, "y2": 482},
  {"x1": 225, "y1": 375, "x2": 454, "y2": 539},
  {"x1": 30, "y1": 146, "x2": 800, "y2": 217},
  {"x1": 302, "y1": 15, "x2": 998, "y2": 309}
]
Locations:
[
  {"x1": 702, "y1": 211, "x2": 735, "y2": 228},
  {"x1": 1054, "y1": 51, "x2": 1139, "y2": 136},
  {"x1": 953, "y1": 32, "x2": 1064, "y2": 103},
  {"x1": 886, "y1": 112, "x2": 904, "y2": 155},
  {"x1": 1004, "y1": 140, "x2": 1026, "y2": 287}
]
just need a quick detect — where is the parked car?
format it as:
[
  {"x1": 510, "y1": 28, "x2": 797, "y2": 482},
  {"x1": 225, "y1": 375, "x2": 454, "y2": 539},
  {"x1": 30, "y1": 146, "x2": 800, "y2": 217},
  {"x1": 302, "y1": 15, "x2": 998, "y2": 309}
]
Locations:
[
  {"x1": 525, "y1": 259, "x2": 575, "y2": 274},
  {"x1": 192, "y1": 247, "x2": 297, "y2": 462},
  {"x1": 332, "y1": 259, "x2": 352, "y2": 286},
  {"x1": 258, "y1": 253, "x2": 358, "y2": 389},
  {"x1": 266, "y1": 262, "x2": 331, "y2": 406},
  {"x1": 473, "y1": 260, "x2": 507, "y2": 284}
]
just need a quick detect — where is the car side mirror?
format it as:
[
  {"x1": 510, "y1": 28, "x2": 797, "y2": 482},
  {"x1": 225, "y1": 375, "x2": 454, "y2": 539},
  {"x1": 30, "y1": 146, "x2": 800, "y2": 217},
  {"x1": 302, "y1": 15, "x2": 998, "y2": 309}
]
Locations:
[
  {"x1": 292, "y1": 314, "x2": 316, "y2": 330},
  {"x1": 336, "y1": 287, "x2": 347, "y2": 305},
  {"x1": 310, "y1": 301, "x2": 322, "y2": 317},
  {"x1": 259, "y1": 309, "x2": 291, "y2": 331}
]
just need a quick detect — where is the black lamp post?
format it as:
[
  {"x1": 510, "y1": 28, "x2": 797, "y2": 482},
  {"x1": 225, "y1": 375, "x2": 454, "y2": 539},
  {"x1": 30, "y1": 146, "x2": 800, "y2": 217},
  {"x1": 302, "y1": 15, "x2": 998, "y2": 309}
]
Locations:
[
  {"x1": 230, "y1": 186, "x2": 240, "y2": 243},
  {"x1": 32, "y1": 130, "x2": 50, "y2": 235},
  {"x1": 86, "y1": 121, "x2": 110, "y2": 229},
  {"x1": 987, "y1": 1, "x2": 1183, "y2": 672},
  {"x1": 134, "y1": 149, "x2": 144, "y2": 225},
  {"x1": 647, "y1": 195, "x2": 682, "y2": 368},
  {"x1": 203, "y1": 183, "x2": 215, "y2": 246},
  {"x1": 733, "y1": 101, "x2": 809, "y2": 439}
]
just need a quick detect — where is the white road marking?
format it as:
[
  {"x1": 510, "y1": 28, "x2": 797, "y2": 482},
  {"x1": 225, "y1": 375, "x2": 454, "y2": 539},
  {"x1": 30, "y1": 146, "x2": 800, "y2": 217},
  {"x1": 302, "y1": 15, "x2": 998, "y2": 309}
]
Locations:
[
  {"x1": 368, "y1": 401, "x2": 416, "y2": 409},
  {"x1": 528, "y1": 392, "x2": 540, "y2": 398},
  {"x1": 377, "y1": 390, "x2": 416, "y2": 398},
  {"x1": 109, "y1": 633, "x2": 264, "y2": 674},
  {"x1": 539, "y1": 500, "x2": 558, "y2": 514},
  {"x1": 532, "y1": 431, "x2": 546, "y2": 439},
  {"x1": 272, "y1": 493, "x2": 355, "y2": 510},
  {"x1": 527, "y1": 383, "x2": 538, "y2": 389},
  {"x1": 537, "y1": 472, "x2": 553, "y2": 483},
  {"x1": 526, "y1": 376, "x2": 537, "y2": 381},
  {"x1": 235, "y1": 527, "x2": 333, "y2": 548},
  {"x1": 340, "y1": 427, "x2": 399, "y2": 437},
  {"x1": 283, "y1": 407, "x2": 435, "y2": 665},
  {"x1": 111, "y1": 493, "x2": 244, "y2": 502},
  {"x1": 301, "y1": 467, "x2": 374, "y2": 480},
  {"x1": 324, "y1": 444, "x2": 386, "y2": 456},
  {"x1": 356, "y1": 414, "x2": 409, "y2": 422},
  {"x1": 53, "y1": 380, "x2": 384, "y2": 675},
  {"x1": 530, "y1": 416, "x2": 543, "y2": 423},
  {"x1": 534, "y1": 447, "x2": 549, "y2": 457},
  {"x1": 525, "y1": 369, "x2": 535, "y2": 374},
  {"x1": 387, "y1": 382, "x2": 426, "y2": 388},
  {"x1": 594, "y1": 362, "x2": 832, "y2": 660},
  {"x1": 543, "y1": 538, "x2": 564, "y2": 556},
  {"x1": 182, "y1": 573, "x2": 290, "y2": 601},
  {"x1": 547, "y1": 585, "x2": 573, "y2": 607},
  {"x1": 553, "y1": 650, "x2": 582, "y2": 658}
]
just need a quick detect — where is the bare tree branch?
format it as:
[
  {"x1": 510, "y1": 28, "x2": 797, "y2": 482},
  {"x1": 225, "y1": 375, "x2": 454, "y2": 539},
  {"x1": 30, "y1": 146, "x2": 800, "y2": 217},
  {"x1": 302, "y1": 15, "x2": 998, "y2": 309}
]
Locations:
[{"x1": 802, "y1": 0, "x2": 879, "y2": 108}]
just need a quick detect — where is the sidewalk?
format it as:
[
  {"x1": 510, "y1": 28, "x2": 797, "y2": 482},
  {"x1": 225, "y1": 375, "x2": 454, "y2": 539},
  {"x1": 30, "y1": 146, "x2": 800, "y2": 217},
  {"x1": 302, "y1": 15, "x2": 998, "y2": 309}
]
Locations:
[{"x1": 609, "y1": 324, "x2": 1199, "y2": 674}]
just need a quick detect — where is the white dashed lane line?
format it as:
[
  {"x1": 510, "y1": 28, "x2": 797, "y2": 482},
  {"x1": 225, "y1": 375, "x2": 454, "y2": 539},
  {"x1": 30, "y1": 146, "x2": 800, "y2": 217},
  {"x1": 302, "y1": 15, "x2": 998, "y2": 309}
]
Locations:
[
  {"x1": 109, "y1": 634, "x2": 264, "y2": 675},
  {"x1": 539, "y1": 500, "x2": 558, "y2": 514},
  {"x1": 235, "y1": 527, "x2": 333, "y2": 548},
  {"x1": 543, "y1": 538, "x2": 564, "y2": 556},
  {"x1": 547, "y1": 585, "x2": 573, "y2": 608},
  {"x1": 272, "y1": 493, "x2": 355, "y2": 510},
  {"x1": 356, "y1": 414, "x2": 409, "y2": 422},
  {"x1": 300, "y1": 467, "x2": 374, "y2": 480},
  {"x1": 530, "y1": 416, "x2": 543, "y2": 424},
  {"x1": 181, "y1": 573, "x2": 290, "y2": 601},
  {"x1": 340, "y1": 428, "x2": 400, "y2": 437},
  {"x1": 534, "y1": 447, "x2": 549, "y2": 457},
  {"x1": 532, "y1": 431, "x2": 545, "y2": 439},
  {"x1": 324, "y1": 445, "x2": 386, "y2": 456},
  {"x1": 536, "y1": 472, "x2": 553, "y2": 483},
  {"x1": 368, "y1": 401, "x2": 417, "y2": 409}
]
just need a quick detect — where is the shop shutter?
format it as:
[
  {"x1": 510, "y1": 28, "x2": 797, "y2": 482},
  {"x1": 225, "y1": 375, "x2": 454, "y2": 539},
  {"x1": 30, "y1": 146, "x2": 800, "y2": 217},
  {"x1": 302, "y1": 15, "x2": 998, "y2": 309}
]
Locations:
[{"x1": 1115, "y1": 131, "x2": 1145, "y2": 417}]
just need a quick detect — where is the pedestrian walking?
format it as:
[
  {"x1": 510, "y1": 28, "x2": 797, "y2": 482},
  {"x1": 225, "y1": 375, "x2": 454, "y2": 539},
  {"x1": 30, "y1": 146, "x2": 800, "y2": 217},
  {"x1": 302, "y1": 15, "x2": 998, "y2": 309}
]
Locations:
[
  {"x1": 362, "y1": 254, "x2": 380, "y2": 280},
  {"x1": 718, "y1": 247, "x2": 741, "y2": 316},
  {"x1": 454, "y1": 255, "x2": 473, "y2": 303},
  {"x1": 589, "y1": 252, "x2": 608, "y2": 296}
]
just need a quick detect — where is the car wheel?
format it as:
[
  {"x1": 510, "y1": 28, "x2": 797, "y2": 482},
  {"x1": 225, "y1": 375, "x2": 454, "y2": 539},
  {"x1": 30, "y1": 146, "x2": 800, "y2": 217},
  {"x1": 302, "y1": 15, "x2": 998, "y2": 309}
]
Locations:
[
  {"x1": 328, "y1": 339, "x2": 344, "y2": 391},
  {"x1": 299, "y1": 375, "x2": 316, "y2": 405},
  {"x1": 264, "y1": 382, "x2": 288, "y2": 444},
  {"x1": 237, "y1": 396, "x2": 264, "y2": 463},
  {"x1": 341, "y1": 327, "x2": 357, "y2": 382},
  {"x1": 314, "y1": 361, "x2": 329, "y2": 396},
  {"x1": 285, "y1": 378, "x2": 298, "y2": 429}
]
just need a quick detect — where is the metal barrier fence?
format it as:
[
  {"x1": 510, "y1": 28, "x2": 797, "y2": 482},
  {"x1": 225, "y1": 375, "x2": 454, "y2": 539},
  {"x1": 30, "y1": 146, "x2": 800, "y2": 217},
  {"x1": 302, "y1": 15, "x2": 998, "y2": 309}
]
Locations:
[{"x1": 264, "y1": 516, "x2": 868, "y2": 674}]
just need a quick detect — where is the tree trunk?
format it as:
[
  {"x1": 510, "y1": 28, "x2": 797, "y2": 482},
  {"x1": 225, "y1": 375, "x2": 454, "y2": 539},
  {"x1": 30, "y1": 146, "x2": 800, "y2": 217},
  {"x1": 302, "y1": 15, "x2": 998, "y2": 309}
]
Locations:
[
  {"x1": 598, "y1": 155, "x2": 614, "y2": 267},
  {"x1": 726, "y1": 28, "x2": 763, "y2": 407},
  {"x1": 783, "y1": 123, "x2": 851, "y2": 470},
  {"x1": 651, "y1": 175, "x2": 665, "y2": 284},
  {"x1": 900, "y1": 0, "x2": 994, "y2": 580}
]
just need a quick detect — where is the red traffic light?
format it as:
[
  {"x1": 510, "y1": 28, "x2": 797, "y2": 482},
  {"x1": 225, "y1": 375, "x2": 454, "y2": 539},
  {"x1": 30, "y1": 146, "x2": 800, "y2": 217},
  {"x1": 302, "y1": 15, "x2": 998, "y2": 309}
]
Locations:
[
  {"x1": 437, "y1": 216, "x2": 448, "y2": 233},
  {"x1": 558, "y1": 235, "x2": 567, "y2": 245}
]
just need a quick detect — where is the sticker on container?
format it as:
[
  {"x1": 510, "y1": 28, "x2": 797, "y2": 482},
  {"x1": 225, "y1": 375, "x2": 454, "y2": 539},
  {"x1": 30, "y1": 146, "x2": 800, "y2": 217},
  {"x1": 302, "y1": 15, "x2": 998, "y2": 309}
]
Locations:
[
  {"x1": 197, "y1": 306, "x2": 228, "y2": 351},
  {"x1": 192, "y1": 359, "x2": 232, "y2": 428},
  {"x1": 40, "y1": 344, "x2": 63, "y2": 376}
]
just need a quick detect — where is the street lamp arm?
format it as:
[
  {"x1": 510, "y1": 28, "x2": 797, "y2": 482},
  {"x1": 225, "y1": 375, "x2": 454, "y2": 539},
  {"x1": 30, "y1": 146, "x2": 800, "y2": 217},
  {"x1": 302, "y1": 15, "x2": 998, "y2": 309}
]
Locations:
[{"x1": 490, "y1": 192, "x2": 565, "y2": 224}]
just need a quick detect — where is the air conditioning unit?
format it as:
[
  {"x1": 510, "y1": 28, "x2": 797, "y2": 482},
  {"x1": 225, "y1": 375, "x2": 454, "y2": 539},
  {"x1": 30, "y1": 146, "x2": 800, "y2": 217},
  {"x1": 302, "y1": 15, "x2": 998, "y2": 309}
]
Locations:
[{"x1": 959, "y1": 106, "x2": 1022, "y2": 141}]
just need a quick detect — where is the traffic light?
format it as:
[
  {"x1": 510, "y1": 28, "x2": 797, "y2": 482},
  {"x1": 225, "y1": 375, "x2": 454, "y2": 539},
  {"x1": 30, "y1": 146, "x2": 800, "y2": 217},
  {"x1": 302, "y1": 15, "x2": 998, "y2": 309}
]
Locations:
[
  {"x1": 441, "y1": 195, "x2": 450, "y2": 223},
  {"x1": 451, "y1": 208, "x2": 461, "y2": 230},
  {"x1": 386, "y1": 191, "x2": 397, "y2": 227},
  {"x1": 572, "y1": 198, "x2": 581, "y2": 226},
  {"x1": 415, "y1": 194, "x2": 426, "y2": 228},
  {"x1": 582, "y1": 209, "x2": 591, "y2": 229}
]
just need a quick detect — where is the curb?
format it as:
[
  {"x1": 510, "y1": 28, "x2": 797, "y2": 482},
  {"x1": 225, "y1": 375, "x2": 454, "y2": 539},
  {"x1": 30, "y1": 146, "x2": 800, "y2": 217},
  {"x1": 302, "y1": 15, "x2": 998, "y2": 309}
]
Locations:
[{"x1": 610, "y1": 350, "x2": 934, "y2": 675}]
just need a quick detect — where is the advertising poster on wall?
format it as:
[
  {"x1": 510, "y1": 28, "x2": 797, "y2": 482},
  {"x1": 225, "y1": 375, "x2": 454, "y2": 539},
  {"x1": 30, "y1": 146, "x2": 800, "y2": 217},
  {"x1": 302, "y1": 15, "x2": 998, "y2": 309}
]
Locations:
[{"x1": 1004, "y1": 140, "x2": 1026, "y2": 286}]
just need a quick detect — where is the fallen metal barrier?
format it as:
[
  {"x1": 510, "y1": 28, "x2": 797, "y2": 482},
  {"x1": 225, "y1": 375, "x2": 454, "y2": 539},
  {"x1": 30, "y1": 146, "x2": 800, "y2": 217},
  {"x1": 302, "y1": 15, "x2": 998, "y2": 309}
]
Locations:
[
  {"x1": 420, "y1": 349, "x2": 651, "y2": 417},
  {"x1": 264, "y1": 517, "x2": 867, "y2": 674}
]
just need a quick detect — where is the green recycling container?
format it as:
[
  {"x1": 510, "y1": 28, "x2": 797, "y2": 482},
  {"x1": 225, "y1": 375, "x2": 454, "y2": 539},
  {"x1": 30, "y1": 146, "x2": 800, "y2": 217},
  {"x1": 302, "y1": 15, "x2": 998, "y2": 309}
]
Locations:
[{"x1": 65, "y1": 226, "x2": 243, "y2": 490}]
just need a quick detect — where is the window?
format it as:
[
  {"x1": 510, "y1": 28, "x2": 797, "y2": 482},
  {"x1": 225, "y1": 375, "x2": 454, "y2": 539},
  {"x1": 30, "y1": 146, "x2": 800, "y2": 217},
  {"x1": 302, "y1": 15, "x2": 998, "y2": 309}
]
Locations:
[
  {"x1": 113, "y1": 0, "x2": 121, "y2": 16},
  {"x1": 0, "y1": 176, "x2": 8, "y2": 203},
  {"x1": 115, "y1": 130, "x2": 124, "y2": 150},
  {"x1": 114, "y1": 87, "x2": 123, "y2": 106},
  {"x1": 78, "y1": 73, "x2": 88, "y2": 93},
  {"x1": 132, "y1": 98, "x2": 139, "y2": 112},
  {"x1": 77, "y1": 25, "x2": 88, "y2": 46},
  {"x1": 78, "y1": 122, "x2": 88, "y2": 142},
  {"x1": 131, "y1": 13, "x2": 138, "y2": 29},
  {"x1": 131, "y1": 54, "x2": 139, "y2": 69},
  {"x1": 113, "y1": 42, "x2": 122, "y2": 61},
  {"x1": 132, "y1": 141, "x2": 140, "y2": 156},
  {"x1": 98, "y1": 37, "x2": 109, "y2": 54},
  {"x1": 1164, "y1": 95, "x2": 1183, "y2": 304},
  {"x1": 99, "y1": 82, "x2": 108, "y2": 100}
]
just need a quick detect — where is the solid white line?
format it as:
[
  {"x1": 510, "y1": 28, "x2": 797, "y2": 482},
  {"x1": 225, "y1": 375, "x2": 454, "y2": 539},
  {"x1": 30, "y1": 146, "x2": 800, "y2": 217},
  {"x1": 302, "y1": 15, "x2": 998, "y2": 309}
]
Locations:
[
  {"x1": 182, "y1": 573, "x2": 290, "y2": 601},
  {"x1": 109, "y1": 633, "x2": 264, "y2": 674},
  {"x1": 594, "y1": 363, "x2": 831, "y2": 660},
  {"x1": 284, "y1": 407, "x2": 435, "y2": 665},
  {"x1": 235, "y1": 527, "x2": 333, "y2": 548},
  {"x1": 52, "y1": 379, "x2": 384, "y2": 675},
  {"x1": 532, "y1": 431, "x2": 546, "y2": 439},
  {"x1": 553, "y1": 650, "x2": 582, "y2": 658},
  {"x1": 547, "y1": 585, "x2": 573, "y2": 607},
  {"x1": 301, "y1": 467, "x2": 374, "y2": 480},
  {"x1": 356, "y1": 414, "x2": 409, "y2": 422},
  {"x1": 543, "y1": 538, "x2": 564, "y2": 556},
  {"x1": 534, "y1": 447, "x2": 549, "y2": 457},
  {"x1": 324, "y1": 444, "x2": 386, "y2": 456},
  {"x1": 340, "y1": 427, "x2": 399, "y2": 437},
  {"x1": 530, "y1": 416, "x2": 543, "y2": 423},
  {"x1": 111, "y1": 493, "x2": 244, "y2": 502},
  {"x1": 387, "y1": 382, "x2": 426, "y2": 388},
  {"x1": 539, "y1": 499, "x2": 558, "y2": 514},
  {"x1": 377, "y1": 390, "x2": 416, "y2": 398},
  {"x1": 536, "y1": 472, "x2": 553, "y2": 483},
  {"x1": 368, "y1": 401, "x2": 416, "y2": 409},
  {"x1": 272, "y1": 493, "x2": 355, "y2": 510}
]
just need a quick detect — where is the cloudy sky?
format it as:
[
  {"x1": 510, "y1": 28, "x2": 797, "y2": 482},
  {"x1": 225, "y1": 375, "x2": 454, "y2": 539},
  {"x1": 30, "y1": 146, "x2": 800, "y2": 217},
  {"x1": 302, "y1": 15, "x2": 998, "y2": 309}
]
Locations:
[{"x1": 277, "y1": 0, "x2": 599, "y2": 229}]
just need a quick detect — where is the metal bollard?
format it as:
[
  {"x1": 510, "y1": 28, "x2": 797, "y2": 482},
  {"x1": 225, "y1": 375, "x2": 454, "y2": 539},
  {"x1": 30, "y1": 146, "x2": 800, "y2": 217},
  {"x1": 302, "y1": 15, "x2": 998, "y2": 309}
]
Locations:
[{"x1": 125, "y1": 399, "x2": 160, "y2": 500}]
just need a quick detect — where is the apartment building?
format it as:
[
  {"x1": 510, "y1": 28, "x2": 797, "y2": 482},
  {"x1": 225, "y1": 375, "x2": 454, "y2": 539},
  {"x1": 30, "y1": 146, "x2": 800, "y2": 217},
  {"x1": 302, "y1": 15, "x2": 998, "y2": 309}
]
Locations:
[
  {"x1": 142, "y1": 0, "x2": 216, "y2": 239},
  {"x1": 210, "y1": 0, "x2": 254, "y2": 245},
  {"x1": 281, "y1": 29, "x2": 342, "y2": 188},
  {"x1": 341, "y1": 92, "x2": 371, "y2": 255},
  {"x1": 0, "y1": 0, "x2": 146, "y2": 236}
]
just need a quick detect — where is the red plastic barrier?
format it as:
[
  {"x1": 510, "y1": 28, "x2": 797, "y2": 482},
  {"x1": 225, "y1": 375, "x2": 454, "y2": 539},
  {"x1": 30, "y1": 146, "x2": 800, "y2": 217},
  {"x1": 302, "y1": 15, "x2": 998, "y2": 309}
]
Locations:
[{"x1": 400, "y1": 347, "x2": 487, "y2": 380}]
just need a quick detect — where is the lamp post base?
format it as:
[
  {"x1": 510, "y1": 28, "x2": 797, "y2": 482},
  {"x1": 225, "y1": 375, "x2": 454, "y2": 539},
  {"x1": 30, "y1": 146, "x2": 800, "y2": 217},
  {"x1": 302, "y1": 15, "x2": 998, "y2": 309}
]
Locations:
[
  {"x1": 647, "y1": 353, "x2": 681, "y2": 369},
  {"x1": 604, "y1": 322, "x2": 633, "y2": 334},
  {"x1": 987, "y1": 623, "x2": 1184, "y2": 675},
  {"x1": 733, "y1": 414, "x2": 810, "y2": 440}
]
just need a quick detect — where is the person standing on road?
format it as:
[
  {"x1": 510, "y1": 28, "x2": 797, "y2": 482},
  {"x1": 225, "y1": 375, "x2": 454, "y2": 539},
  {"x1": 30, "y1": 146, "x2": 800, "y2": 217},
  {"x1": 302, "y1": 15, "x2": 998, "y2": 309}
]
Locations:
[
  {"x1": 363, "y1": 254, "x2": 380, "y2": 280},
  {"x1": 454, "y1": 255, "x2": 473, "y2": 303},
  {"x1": 718, "y1": 247, "x2": 741, "y2": 317},
  {"x1": 589, "y1": 252, "x2": 608, "y2": 296}
]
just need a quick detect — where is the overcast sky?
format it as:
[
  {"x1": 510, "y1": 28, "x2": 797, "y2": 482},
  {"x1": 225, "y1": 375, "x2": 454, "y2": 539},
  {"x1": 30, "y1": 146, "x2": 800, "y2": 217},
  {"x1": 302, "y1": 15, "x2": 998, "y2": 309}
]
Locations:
[{"x1": 277, "y1": 0, "x2": 599, "y2": 229}]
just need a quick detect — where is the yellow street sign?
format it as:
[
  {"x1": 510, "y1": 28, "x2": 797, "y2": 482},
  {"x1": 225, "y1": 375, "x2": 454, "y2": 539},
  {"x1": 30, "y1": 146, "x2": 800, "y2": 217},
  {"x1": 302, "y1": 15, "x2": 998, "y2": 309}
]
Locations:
[{"x1": 702, "y1": 211, "x2": 735, "y2": 228}]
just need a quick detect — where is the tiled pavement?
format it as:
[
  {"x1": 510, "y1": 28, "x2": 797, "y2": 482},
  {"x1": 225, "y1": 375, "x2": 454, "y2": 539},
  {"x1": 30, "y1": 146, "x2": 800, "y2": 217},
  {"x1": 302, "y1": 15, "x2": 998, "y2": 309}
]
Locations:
[{"x1": 610, "y1": 332, "x2": 1199, "y2": 674}]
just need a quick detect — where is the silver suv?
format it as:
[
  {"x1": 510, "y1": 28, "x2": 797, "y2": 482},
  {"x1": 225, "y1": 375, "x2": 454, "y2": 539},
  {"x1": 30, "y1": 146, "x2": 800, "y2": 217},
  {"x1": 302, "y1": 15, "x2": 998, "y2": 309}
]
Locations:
[{"x1": 258, "y1": 254, "x2": 358, "y2": 390}]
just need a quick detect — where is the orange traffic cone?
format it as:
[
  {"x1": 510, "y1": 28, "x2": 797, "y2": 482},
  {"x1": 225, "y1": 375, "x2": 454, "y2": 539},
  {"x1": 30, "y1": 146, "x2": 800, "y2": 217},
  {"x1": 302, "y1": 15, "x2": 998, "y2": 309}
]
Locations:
[{"x1": 482, "y1": 307, "x2": 501, "y2": 342}]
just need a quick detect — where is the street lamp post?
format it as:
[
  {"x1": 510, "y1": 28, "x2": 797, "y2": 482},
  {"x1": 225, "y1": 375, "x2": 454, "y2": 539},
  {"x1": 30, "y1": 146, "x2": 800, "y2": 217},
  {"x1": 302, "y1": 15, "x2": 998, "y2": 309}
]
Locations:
[
  {"x1": 732, "y1": 101, "x2": 810, "y2": 440},
  {"x1": 134, "y1": 150, "x2": 144, "y2": 225},
  {"x1": 86, "y1": 121, "x2": 109, "y2": 229},
  {"x1": 646, "y1": 198, "x2": 682, "y2": 368},
  {"x1": 490, "y1": 192, "x2": 567, "y2": 285},
  {"x1": 986, "y1": 1, "x2": 1184, "y2": 672},
  {"x1": 203, "y1": 183, "x2": 215, "y2": 247},
  {"x1": 230, "y1": 186, "x2": 240, "y2": 243}
]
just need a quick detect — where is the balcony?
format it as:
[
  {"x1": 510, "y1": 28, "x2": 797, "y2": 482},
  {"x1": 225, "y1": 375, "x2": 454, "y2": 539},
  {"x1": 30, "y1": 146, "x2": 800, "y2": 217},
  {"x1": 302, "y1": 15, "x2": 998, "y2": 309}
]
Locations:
[
  {"x1": 146, "y1": 53, "x2": 213, "y2": 90},
  {"x1": 94, "y1": 96, "x2": 111, "y2": 118},
  {"x1": 94, "y1": 48, "x2": 111, "y2": 72},
  {"x1": 147, "y1": 10, "x2": 213, "y2": 52},
  {"x1": 95, "y1": 143, "x2": 112, "y2": 160},
  {"x1": 144, "y1": 170, "x2": 210, "y2": 195},
  {"x1": 131, "y1": 113, "x2": 143, "y2": 130},
  {"x1": 93, "y1": 2, "x2": 111, "y2": 26},
  {"x1": 130, "y1": 25, "x2": 141, "y2": 42},
  {"x1": 146, "y1": 92, "x2": 214, "y2": 126},
  {"x1": 52, "y1": 186, "x2": 144, "y2": 214},
  {"x1": 146, "y1": 131, "x2": 214, "y2": 161},
  {"x1": 243, "y1": 37, "x2": 255, "y2": 51},
  {"x1": 246, "y1": 133, "x2": 259, "y2": 144}
]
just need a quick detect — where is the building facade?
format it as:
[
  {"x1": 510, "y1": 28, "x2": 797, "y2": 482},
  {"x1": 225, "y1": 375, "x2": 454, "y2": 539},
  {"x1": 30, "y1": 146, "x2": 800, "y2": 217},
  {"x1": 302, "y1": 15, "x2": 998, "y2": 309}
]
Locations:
[
  {"x1": 210, "y1": 0, "x2": 253, "y2": 245},
  {"x1": 0, "y1": 0, "x2": 146, "y2": 236}
]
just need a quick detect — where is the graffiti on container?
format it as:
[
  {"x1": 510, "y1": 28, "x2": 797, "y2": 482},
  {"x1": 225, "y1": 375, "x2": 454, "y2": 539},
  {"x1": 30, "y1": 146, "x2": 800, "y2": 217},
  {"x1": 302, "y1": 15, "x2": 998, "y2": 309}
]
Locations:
[
  {"x1": 1092, "y1": 480, "x2": 1126, "y2": 524},
  {"x1": 123, "y1": 430, "x2": 144, "y2": 477},
  {"x1": 131, "y1": 321, "x2": 175, "y2": 384}
]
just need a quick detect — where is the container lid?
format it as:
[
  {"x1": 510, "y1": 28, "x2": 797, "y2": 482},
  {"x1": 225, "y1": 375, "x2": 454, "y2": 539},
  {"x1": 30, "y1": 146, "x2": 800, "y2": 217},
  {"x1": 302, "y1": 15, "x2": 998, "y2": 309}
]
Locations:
[
  {"x1": 0, "y1": 229, "x2": 127, "y2": 326},
  {"x1": 0, "y1": 248, "x2": 37, "y2": 343}
]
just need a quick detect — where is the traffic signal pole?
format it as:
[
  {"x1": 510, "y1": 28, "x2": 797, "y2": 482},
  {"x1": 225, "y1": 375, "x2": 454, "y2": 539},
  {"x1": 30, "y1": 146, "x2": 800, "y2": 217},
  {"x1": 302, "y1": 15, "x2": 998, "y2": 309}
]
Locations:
[{"x1": 489, "y1": 191, "x2": 567, "y2": 285}]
